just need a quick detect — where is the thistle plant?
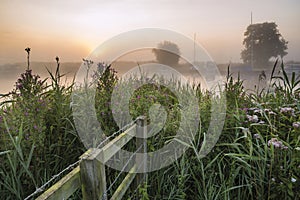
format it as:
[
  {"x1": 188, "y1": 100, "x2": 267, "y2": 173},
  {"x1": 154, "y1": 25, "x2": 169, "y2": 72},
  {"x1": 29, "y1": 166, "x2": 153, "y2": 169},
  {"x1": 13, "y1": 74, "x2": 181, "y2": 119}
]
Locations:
[{"x1": 25, "y1": 47, "x2": 30, "y2": 70}]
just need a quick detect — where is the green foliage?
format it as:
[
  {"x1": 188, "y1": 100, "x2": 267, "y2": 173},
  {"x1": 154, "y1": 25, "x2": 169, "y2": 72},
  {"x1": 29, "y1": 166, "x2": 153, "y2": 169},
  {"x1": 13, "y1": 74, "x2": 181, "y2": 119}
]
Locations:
[
  {"x1": 0, "y1": 62, "x2": 84, "y2": 199},
  {"x1": 241, "y1": 22, "x2": 288, "y2": 68},
  {"x1": 94, "y1": 63, "x2": 119, "y2": 135},
  {"x1": 0, "y1": 57, "x2": 299, "y2": 200},
  {"x1": 269, "y1": 60, "x2": 300, "y2": 97},
  {"x1": 135, "y1": 62, "x2": 299, "y2": 200}
]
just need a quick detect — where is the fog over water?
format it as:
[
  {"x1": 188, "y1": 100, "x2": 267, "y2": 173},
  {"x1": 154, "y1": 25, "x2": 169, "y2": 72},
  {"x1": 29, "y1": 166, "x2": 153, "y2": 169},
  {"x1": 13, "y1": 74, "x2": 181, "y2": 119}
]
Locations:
[
  {"x1": 1, "y1": 61, "x2": 299, "y2": 97},
  {"x1": 0, "y1": 62, "x2": 79, "y2": 95}
]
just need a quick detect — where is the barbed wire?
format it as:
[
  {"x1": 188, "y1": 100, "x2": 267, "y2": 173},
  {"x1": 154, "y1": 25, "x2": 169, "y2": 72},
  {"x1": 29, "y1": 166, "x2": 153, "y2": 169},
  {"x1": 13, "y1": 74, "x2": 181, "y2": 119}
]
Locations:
[
  {"x1": 24, "y1": 119, "x2": 139, "y2": 200},
  {"x1": 129, "y1": 155, "x2": 148, "y2": 199},
  {"x1": 131, "y1": 175, "x2": 147, "y2": 199},
  {"x1": 96, "y1": 118, "x2": 138, "y2": 149},
  {"x1": 102, "y1": 144, "x2": 143, "y2": 199},
  {"x1": 24, "y1": 159, "x2": 81, "y2": 200}
]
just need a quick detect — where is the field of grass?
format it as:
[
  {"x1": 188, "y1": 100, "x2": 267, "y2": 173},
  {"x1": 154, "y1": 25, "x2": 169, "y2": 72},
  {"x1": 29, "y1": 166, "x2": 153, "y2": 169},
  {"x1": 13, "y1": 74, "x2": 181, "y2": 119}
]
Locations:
[{"x1": 0, "y1": 58, "x2": 299, "y2": 199}]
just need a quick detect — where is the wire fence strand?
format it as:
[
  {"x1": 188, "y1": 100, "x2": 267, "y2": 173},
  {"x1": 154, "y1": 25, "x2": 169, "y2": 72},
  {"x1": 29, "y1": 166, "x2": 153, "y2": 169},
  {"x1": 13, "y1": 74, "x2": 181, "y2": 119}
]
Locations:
[
  {"x1": 96, "y1": 118, "x2": 138, "y2": 149},
  {"x1": 102, "y1": 144, "x2": 143, "y2": 199},
  {"x1": 24, "y1": 119, "x2": 138, "y2": 200},
  {"x1": 24, "y1": 159, "x2": 81, "y2": 200}
]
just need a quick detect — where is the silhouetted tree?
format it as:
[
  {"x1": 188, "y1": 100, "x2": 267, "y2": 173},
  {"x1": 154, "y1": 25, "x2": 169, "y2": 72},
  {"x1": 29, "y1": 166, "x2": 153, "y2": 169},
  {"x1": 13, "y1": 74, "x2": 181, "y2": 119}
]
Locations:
[
  {"x1": 152, "y1": 41, "x2": 181, "y2": 66},
  {"x1": 241, "y1": 22, "x2": 288, "y2": 68}
]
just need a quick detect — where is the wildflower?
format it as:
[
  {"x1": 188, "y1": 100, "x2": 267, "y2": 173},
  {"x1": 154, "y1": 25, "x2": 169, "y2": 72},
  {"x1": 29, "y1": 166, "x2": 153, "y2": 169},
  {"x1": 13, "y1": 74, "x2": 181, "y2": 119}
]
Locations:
[
  {"x1": 268, "y1": 111, "x2": 276, "y2": 115},
  {"x1": 291, "y1": 177, "x2": 296, "y2": 183},
  {"x1": 258, "y1": 120, "x2": 265, "y2": 124},
  {"x1": 249, "y1": 107, "x2": 258, "y2": 111},
  {"x1": 254, "y1": 109, "x2": 262, "y2": 114},
  {"x1": 293, "y1": 122, "x2": 300, "y2": 128},
  {"x1": 25, "y1": 69, "x2": 32, "y2": 75},
  {"x1": 247, "y1": 114, "x2": 259, "y2": 123},
  {"x1": 271, "y1": 178, "x2": 275, "y2": 182},
  {"x1": 25, "y1": 133, "x2": 30, "y2": 140},
  {"x1": 16, "y1": 83, "x2": 23, "y2": 89},
  {"x1": 280, "y1": 107, "x2": 295, "y2": 116},
  {"x1": 267, "y1": 138, "x2": 288, "y2": 149},
  {"x1": 241, "y1": 108, "x2": 248, "y2": 113},
  {"x1": 25, "y1": 47, "x2": 31, "y2": 53},
  {"x1": 253, "y1": 134, "x2": 260, "y2": 139},
  {"x1": 264, "y1": 108, "x2": 276, "y2": 115},
  {"x1": 55, "y1": 56, "x2": 59, "y2": 63}
]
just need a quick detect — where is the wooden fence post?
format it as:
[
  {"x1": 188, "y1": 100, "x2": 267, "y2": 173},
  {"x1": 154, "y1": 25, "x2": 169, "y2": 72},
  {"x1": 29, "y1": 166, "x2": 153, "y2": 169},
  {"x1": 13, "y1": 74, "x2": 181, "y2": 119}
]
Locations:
[
  {"x1": 80, "y1": 148, "x2": 107, "y2": 200},
  {"x1": 135, "y1": 116, "x2": 147, "y2": 191}
]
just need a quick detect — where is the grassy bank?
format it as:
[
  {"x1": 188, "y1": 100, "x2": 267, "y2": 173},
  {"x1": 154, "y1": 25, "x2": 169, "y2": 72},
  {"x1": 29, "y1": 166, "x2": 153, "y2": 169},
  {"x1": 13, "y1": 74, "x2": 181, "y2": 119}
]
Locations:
[{"x1": 0, "y1": 59, "x2": 299, "y2": 199}]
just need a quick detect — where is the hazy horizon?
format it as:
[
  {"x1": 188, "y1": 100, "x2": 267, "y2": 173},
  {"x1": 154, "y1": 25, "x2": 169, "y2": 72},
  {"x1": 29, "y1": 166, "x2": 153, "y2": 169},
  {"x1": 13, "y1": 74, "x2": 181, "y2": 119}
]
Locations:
[
  {"x1": 1, "y1": 60, "x2": 299, "y2": 95},
  {"x1": 1, "y1": 1, "x2": 300, "y2": 95},
  {"x1": 1, "y1": 0, "x2": 300, "y2": 65}
]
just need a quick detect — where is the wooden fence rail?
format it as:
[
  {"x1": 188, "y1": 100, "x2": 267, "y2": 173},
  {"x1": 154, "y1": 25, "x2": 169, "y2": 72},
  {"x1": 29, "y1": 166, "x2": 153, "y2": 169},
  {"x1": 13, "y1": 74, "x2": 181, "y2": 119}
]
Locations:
[{"x1": 36, "y1": 116, "x2": 147, "y2": 200}]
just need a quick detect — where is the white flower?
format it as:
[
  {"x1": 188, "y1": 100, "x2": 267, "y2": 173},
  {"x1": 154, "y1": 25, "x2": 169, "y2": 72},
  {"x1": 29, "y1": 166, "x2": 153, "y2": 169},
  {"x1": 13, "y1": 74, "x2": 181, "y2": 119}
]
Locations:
[
  {"x1": 247, "y1": 114, "x2": 259, "y2": 123},
  {"x1": 267, "y1": 138, "x2": 288, "y2": 149},
  {"x1": 293, "y1": 122, "x2": 300, "y2": 128},
  {"x1": 254, "y1": 109, "x2": 262, "y2": 114},
  {"x1": 271, "y1": 178, "x2": 276, "y2": 182},
  {"x1": 253, "y1": 134, "x2": 260, "y2": 139},
  {"x1": 268, "y1": 111, "x2": 276, "y2": 115},
  {"x1": 291, "y1": 177, "x2": 296, "y2": 183},
  {"x1": 280, "y1": 107, "x2": 295, "y2": 116}
]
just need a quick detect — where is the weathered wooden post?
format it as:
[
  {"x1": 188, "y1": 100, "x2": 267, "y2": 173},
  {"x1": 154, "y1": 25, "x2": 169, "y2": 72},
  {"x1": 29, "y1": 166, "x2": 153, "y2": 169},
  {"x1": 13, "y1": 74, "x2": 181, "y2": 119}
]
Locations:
[
  {"x1": 80, "y1": 148, "x2": 107, "y2": 200},
  {"x1": 135, "y1": 116, "x2": 147, "y2": 192}
]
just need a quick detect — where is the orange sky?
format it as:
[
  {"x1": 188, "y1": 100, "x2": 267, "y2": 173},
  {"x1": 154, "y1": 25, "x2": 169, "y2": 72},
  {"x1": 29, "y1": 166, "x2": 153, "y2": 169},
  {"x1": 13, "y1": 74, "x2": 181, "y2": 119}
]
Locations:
[{"x1": 1, "y1": 0, "x2": 300, "y2": 64}]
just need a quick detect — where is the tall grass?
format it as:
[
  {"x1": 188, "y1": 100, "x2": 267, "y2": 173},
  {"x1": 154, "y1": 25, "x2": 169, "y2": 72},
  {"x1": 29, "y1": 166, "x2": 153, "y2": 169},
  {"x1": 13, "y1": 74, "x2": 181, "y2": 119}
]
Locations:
[
  {"x1": 0, "y1": 58, "x2": 84, "y2": 199},
  {"x1": 129, "y1": 61, "x2": 299, "y2": 199},
  {"x1": 0, "y1": 57, "x2": 299, "y2": 199}
]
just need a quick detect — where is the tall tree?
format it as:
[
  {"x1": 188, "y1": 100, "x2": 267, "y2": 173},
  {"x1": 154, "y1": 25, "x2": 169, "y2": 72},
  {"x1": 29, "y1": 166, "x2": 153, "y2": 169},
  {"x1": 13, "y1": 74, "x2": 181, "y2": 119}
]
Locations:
[
  {"x1": 152, "y1": 41, "x2": 181, "y2": 66},
  {"x1": 241, "y1": 22, "x2": 288, "y2": 68}
]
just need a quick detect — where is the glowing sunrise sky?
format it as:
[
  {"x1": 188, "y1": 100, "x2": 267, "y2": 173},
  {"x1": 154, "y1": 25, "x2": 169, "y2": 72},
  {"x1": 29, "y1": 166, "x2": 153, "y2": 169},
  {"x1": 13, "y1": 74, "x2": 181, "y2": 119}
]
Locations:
[{"x1": 1, "y1": 0, "x2": 299, "y2": 64}]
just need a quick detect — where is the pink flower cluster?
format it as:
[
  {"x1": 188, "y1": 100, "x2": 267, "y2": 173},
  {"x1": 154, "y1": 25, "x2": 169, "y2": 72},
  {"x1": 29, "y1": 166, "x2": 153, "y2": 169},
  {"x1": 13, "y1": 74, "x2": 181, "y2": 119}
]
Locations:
[
  {"x1": 247, "y1": 114, "x2": 259, "y2": 123},
  {"x1": 253, "y1": 133, "x2": 260, "y2": 139},
  {"x1": 293, "y1": 122, "x2": 300, "y2": 128},
  {"x1": 263, "y1": 108, "x2": 276, "y2": 115},
  {"x1": 280, "y1": 107, "x2": 295, "y2": 116},
  {"x1": 267, "y1": 138, "x2": 288, "y2": 149},
  {"x1": 244, "y1": 107, "x2": 272, "y2": 124}
]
